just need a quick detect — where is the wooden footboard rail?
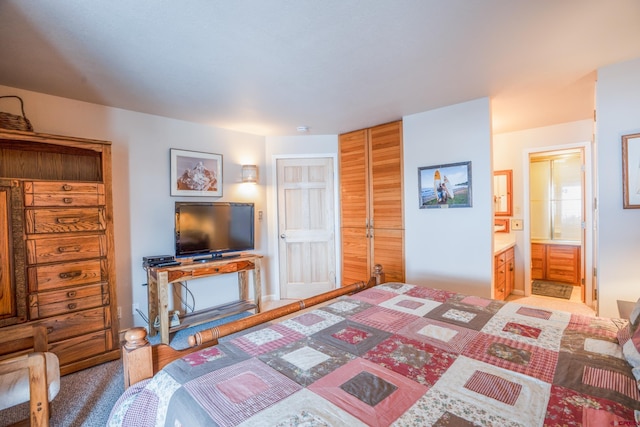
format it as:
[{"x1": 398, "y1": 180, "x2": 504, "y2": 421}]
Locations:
[{"x1": 122, "y1": 265, "x2": 385, "y2": 388}]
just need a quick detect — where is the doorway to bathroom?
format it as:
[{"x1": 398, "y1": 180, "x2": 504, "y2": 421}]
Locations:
[{"x1": 522, "y1": 142, "x2": 595, "y2": 311}]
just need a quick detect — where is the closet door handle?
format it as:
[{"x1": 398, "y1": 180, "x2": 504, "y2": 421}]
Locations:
[
  {"x1": 59, "y1": 271, "x2": 82, "y2": 279},
  {"x1": 56, "y1": 217, "x2": 80, "y2": 224},
  {"x1": 58, "y1": 245, "x2": 81, "y2": 253}
]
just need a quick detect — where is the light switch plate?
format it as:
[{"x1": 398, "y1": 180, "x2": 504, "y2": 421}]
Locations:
[{"x1": 512, "y1": 219, "x2": 523, "y2": 230}]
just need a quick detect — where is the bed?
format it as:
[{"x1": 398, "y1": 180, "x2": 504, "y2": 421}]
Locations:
[{"x1": 108, "y1": 267, "x2": 640, "y2": 426}]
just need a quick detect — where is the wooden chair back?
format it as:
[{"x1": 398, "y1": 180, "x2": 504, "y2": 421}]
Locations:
[{"x1": 0, "y1": 324, "x2": 55, "y2": 427}]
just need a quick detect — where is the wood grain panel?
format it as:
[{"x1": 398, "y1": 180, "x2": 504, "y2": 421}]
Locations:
[
  {"x1": 27, "y1": 259, "x2": 103, "y2": 291},
  {"x1": 546, "y1": 244, "x2": 580, "y2": 284},
  {"x1": 339, "y1": 129, "x2": 368, "y2": 229},
  {"x1": 0, "y1": 189, "x2": 12, "y2": 318},
  {"x1": 371, "y1": 228, "x2": 404, "y2": 283},
  {"x1": 341, "y1": 227, "x2": 369, "y2": 285},
  {"x1": 531, "y1": 243, "x2": 545, "y2": 280},
  {"x1": 25, "y1": 207, "x2": 106, "y2": 233},
  {"x1": 370, "y1": 121, "x2": 403, "y2": 230},
  {"x1": 26, "y1": 234, "x2": 105, "y2": 264}
]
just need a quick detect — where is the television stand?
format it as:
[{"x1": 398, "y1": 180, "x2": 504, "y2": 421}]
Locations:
[{"x1": 144, "y1": 253, "x2": 262, "y2": 344}]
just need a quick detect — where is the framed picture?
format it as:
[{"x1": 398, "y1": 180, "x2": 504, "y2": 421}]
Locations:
[
  {"x1": 418, "y1": 161, "x2": 472, "y2": 209},
  {"x1": 170, "y1": 149, "x2": 223, "y2": 197},
  {"x1": 622, "y1": 133, "x2": 640, "y2": 209}
]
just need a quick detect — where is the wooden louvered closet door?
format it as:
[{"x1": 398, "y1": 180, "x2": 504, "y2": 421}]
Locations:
[{"x1": 339, "y1": 121, "x2": 404, "y2": 285}]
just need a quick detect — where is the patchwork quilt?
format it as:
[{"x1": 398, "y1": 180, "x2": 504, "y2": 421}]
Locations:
[{"x1": 108, "y1": 283, "x2": 640, "y2": 426}]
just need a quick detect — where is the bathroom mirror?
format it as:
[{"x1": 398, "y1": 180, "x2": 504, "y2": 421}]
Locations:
[{"x1": 494, "y1": 170, "x2": 512, "y2": 216}]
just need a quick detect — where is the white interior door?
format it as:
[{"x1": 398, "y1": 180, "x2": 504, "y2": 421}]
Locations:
[{"x1": 277, "y1": 157, "x2": 336, "y2": 299}]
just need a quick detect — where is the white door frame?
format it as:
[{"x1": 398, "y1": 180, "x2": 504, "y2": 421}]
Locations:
[
  {"x1": 522, "y1": 141, "x2": 594, "y2": 309},
  {"x1": 269, "y1": 153, "x2": 341, "y2": 300}
]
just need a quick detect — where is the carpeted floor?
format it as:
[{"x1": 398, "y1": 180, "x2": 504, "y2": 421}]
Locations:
[
  {"x1": 532, "y1": 280, "x2": 574, "y2": 299},
  {"x1": 0, "y1": 312, "x2": 250, "y2": 427}
]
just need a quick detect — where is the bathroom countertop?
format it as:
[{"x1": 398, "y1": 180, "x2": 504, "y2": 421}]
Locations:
[{"x1": 494, "y1": 233, "x2": 516, "y2": 254}]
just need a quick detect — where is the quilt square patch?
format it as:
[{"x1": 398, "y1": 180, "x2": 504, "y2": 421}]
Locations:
[
  {"x1": 545, "y1": 385, "x2": 638, "y2": 426},
  {"x1": 184, "y1": 358, "x2": 301, "y2": 427},
  {"x1": 350, "y1": 288, "x2": 397, "y2": 305},
  {"x1": 378, "y1": 294, "x2": 441, "y2": 316},
  {"x1": 397, "y1": 317, "x2": 478, "y2": 353},
  {"x1": 280, "y1": 309, "x2": 344, "y2": 335},
  {"x1": 426, "y1": 356, "x2": 551, "y2": 426},
  {"x1": 230, "y1": 323, "x2": 305, "y2": 356},
  {"x1": 258, "y1": 336, "x2": 356, "y2": 386},
  {"x1": 318, "y1": 296, "x2": 373, "y2": 317},
  {"x1": 308, "y1": 358, "x2": 427, "y2": 426},
  {"x1": 460, "y1": 295, "x2": 492, "y2": 308},
  {"x1": 364, "y1": 334, "x2": 457, "y2": 386},
  {"x1": 553, "y1": 352, "x2": 640, "y2": 409},
  {"x1": 312, "y1": 320, "x2": 391, "y2": 356},
  {"x1": 463, "y1": 370, "x2": 522, "y2": 406},
  {"x1": 405, "y1": 286, "x2": 458, "y2": 303},
  {"x1": 237, "y1": 388, "x2": 368, "y2": 427},
  {"x1": 463, "y1": 333, "x2": 558, "y2": 383},
  {"x1": 425, "y1": 303, "x2": 493, "y2": 331},
  {"x1": 566, "y1": 314, "x2": 623, "y2": 340},
  {"x1": 481, "y1": 314, "x2": 565, "y2": 351},
  {"x1": 377, "y1": 282, "x2": 416, "y2": 294},
  {"x1": 516, "y1": 306, "x2": 553, "y2": 320},
  {"x1": 502, "y1": 322, "x2": 542, "y2": 339},
  {"x1": 496, "y1": 302, "x2": 571, "y2": 326},
  {"x1": 349, "y1": 305, "x2": 420, "y2": 333},
  {"x1": 340, "y1": 371, "x2": 398, "y2": 406},
  {"x1": 397, "y1": 386, "x2": 530, "y2": 426},
  {"x1": 167, "y1": 342, "x2": 252, "y2": 382}
]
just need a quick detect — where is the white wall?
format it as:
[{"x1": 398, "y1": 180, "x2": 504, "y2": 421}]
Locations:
[
  {"x1": 493, "y1": 119, "x2": 593, "y2": 293},
  {"x1": 264, "y1": 135, "x2": 339, "y2": 300},
  {"x1": 403, "y1": 98, "x2": 494, "y2": 297},
  {"x1": 0, "y1": 85, "x2": 267, "y2": 329},
  {"x1": 596, "y1": 57, "x2": 640, "y2": 318}
]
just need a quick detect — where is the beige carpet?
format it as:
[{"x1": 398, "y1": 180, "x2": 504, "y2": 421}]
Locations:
[{"x1": 507, "y1": 285, "x2": 596, "y2": 317}]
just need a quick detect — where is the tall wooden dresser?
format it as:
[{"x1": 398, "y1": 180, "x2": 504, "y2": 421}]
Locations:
[{"x1": 0, "y1": 129, "x2": 119, "y2": 375}]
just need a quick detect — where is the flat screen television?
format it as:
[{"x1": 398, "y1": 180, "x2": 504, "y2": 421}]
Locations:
[{"x1": 174, "y1": 202, "x2": 254, "y2": 258}]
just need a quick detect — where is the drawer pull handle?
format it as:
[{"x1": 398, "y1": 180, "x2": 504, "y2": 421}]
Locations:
[
  {"x1": 67, "y1": 291, "x2": 77, "y2": 298},
  {"x1": 67, "y1": 303, "x2": 78, "y2": 310},
  {"x1": 59, "y1": 271, "x2": 82, "y2": 279},
  {"x1": 46, "y1": 327, "x2": 54, "y2": 334},
  {"x1": 58, "y1": 246, "x2": 81, "y2": 253},
  {"x1": 63, "y1": 184, "x2": 73, "y2": 191},
  {"x1": 63, "y1": 197, "x2": 73, "y2": 204},
  {"x1": 56, "y1": 217, "x2": 80, "y2": 224}
]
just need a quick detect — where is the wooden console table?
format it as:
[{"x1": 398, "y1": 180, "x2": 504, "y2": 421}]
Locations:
[{"x1": 145, "y1": 254, "x2": 262, "y2": 344}]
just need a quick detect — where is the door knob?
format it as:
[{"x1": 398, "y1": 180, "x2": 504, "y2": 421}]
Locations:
[{"x1": 280, "y1": 234, "x2": 286, "y2": 239}]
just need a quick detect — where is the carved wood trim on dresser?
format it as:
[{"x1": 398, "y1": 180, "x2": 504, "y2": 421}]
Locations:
[{"x1": 0, "y1": 129, "x2": 119, "y2": 375}]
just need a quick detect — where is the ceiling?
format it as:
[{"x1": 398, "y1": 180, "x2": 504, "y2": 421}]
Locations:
[{"x1": 0, "y1": 1, "x2": 639, "y2": 137}]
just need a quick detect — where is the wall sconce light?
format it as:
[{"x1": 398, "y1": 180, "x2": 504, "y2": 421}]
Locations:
[{"x1": 242, "y1": 164, "x2": 258, "y2": 183}]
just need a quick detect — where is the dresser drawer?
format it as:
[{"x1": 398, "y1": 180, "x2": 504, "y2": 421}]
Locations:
[
  {"x1": 37, "y1": 306, "x2": 109, "y2": 343},
  {"x1": 25, "y1": 208, "x2": 105, "y2": 234},
  {"x1": 24, "y1": 181, "x2": 104, "y2": 206},
  {"x1": 48, "y1": 330, "x2": 109, "y2": 367},
  {"x1": 26, "y1": 235, "x2": 106, "y2": 264},
  {"x1": 28, "y1": 259, "x2": 105, "y2": 291},
  {"x1": 29, "y1": 283, "x2": 107, "y2": 319}
]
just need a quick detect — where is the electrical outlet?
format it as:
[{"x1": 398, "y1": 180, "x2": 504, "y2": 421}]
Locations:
[
  {"x1": 512, "y1": 219, "x2": 523, "y2": 230},
  {"x1": 132, "y1": 303, "x2": 139, "y2": 314},
  {"x1": 117, "y1": 306, "x2": 122, "y2": 319}
]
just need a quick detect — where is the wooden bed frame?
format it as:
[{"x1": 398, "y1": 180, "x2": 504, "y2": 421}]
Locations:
[{"x1": 121, "y1": 265, "x2": 386, "y2": 388}]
